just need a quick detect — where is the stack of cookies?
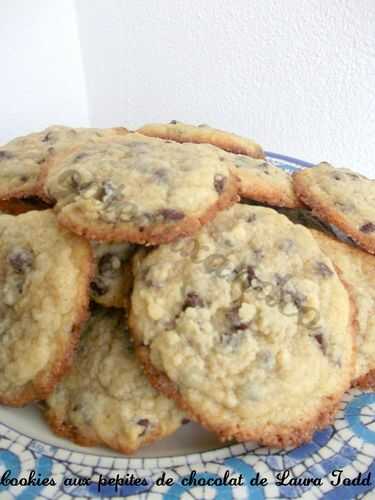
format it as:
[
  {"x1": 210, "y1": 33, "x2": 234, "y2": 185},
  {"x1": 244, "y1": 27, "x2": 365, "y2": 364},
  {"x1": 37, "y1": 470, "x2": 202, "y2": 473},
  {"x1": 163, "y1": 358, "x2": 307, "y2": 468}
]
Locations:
[{"x1": 0, "y1": 121, "x2": 373, "y2": 454}]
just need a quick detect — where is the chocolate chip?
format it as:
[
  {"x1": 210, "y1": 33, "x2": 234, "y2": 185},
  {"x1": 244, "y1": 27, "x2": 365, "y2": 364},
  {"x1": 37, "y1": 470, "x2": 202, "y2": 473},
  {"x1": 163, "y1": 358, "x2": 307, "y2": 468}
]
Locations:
[
  {"x1": 258, "y1": 162, "x2": 269, "y2": 169},
  {"x1": 183, "y1": 292, "x2": 203, "y2": 310},
  {"x1": 313, "y1": 332, "x2": 327, "y2": 355},
  {"x1": 37, "y1": 157, "x2": 46, "y2": 165},
  {"x1": 154, "y1": 168, "x2": 168, "y2": 182},
  {"x1": 214, "y1": 174, "x2": 226, "y2": 194},
  {"x1": 247, "y1": 214, "x2": 257, "y2": 223},
  {"x1": 360, "y1": 222, "x2": 375, "y2": 233},
  {"x1": 246, "y1": 266, "x2": 256, "y2": 286},
  {"x1": 90, "y1": 278, "x2": 109, "y2": 296},
  {"x1": 20, "y1": 175, "x2": 29, "y2": 182},
  {"x1": 315, "y1": 334, "x2": 323, "y2": 346},
  {"x1": 137, "y1": 418, "x2": 150, "y2": 436},
  {"x1": 227, "y1": 307, "x2": 249, "y2": 331},
  {"x1": 0, "y1": 150, "x2": 14, "y2": 160},
  {"x1": 71, "y1": 172, "x2": 83, "y2": 191},
  {"x1": 220, "y1": 329, "x2": 245, "y2": 348},
  {"x1": 292, "y1": 291, "x2": 306, "y2": 308},
  {"x1": 137, "y1": 418, "x2": 149, "y2": 426},
  {"x1": 73, "y1": 153, "x2": 88, "y2": 163},
  {"x1": 233, "y1": 322, "x2": 249, "y2": 331},
  {"x1": 159, "y1": 209, "x2": 185, "y2": 221},
  {"x1": 274, "y1": 274, "x2": 291, "y2": 287},
  {"x1": 182, "y1": 418, "x2": 190, "y2": 425},
  {"x1": 315, "y1": 261, "x2": 334, "y2": 278},
  {"x1": 332, "y1": 173, "x2": 342, "y2": 181},
  {"x1": 253, "y1": 248, "x2": 264, "y2": 261},
  {"x1": 98, "y1": 254, "x2": 121, "y2": 277},
  {"x1": 347, "y1": 172, "x2": 362, "y2": 180},
  {"x1": 41, "y1": 132, "x2": 52, "y2": 143},
  {"x1": 281, "y1": 288, "x2": 305, "y2": 309},
  {"x1": 170, "y1": 120, "x2": 178, "y2": 124},
  {"x1": 278, "y1": 239, "x2": 294, "y2": 253},
  {"x1": 8, "y1": 247, "x2": 34, "y2": 273}
]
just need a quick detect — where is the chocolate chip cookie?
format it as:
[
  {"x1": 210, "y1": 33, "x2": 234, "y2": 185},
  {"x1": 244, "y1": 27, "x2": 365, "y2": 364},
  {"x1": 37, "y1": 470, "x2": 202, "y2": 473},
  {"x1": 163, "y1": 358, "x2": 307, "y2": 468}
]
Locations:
[
  {"x1": 129, "y1": 204, "x2": 354, "y2": 447},
  {"x1": 0, "y1": 125, "x2": 128, "y2": 201},
  {"x1": 228, "y1": 154, "x2": 301, "y2": 207},
  {"x1": 90, "y1": 242, "x2": 136, "y2": 308},
  {"x1": 137, "y1": 121, "x2": 264, "y2": 158},
  {"x1": 40, "y1": 133, "x2": 239, "y2": 244},
  {"x1": 294, "y1": 163, "x2": 375, "y2": 254},
  {"x1": 0, "y1": 210, "x2": 92, "y2": 406},
  {"x1": 43, "y1": 307, "x2": 185, "y2": 454},
  {"x1": 311, "y1": 229, "x2": 375, "y2": 389}
]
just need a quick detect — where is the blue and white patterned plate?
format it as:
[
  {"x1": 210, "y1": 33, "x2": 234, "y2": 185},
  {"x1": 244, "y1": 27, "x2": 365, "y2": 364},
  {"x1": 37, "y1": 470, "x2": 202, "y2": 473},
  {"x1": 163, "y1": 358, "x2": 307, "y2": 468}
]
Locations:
[{"x1": 0, "y1": 153, "x2": 374, "y2": 500}]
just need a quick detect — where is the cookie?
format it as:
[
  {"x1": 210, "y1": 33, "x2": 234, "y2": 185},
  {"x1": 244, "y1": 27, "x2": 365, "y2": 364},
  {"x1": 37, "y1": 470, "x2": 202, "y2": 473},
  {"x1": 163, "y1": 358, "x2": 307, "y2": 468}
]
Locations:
[
  {"x1": 0, "y1": 197, "x2": 50, "y2": 215},
  {"x1": 0, "y1": 210, "x2": 92, "y2": 406},
  {"x1": 228, "y1": 154, "x2": 301, "y2": 208},
  {"x1": 40, "y1": 133, "x2": 239, "y2": 244},
  {"x1": 137, "y1": 121, "x2": 264, "y2": 158},
  {"x1": 90, "y1": 242, "x2": 136, "y2": 308},
  {"x1": 129, "y1": 204, "x2": 354, "y2": 447},
  {"x1": 0, "y1": 125, "x2": 128, "y2": 201},
  {"x1": 43, "y1": 307, "x2": 185, "y2": 454},
  {"x1": 294, "y1": 162, "x2": 375, "y2": 254},
  {"x1": 310, "y1": 229, "x2": 375, "y2": 389}
]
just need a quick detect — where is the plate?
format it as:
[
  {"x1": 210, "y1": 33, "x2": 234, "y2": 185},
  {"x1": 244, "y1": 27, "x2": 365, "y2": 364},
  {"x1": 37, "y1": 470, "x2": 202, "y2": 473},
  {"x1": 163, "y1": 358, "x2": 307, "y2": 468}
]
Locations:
[{"x1": 0, "y1": 153, "x2": 374, "y2": 499}]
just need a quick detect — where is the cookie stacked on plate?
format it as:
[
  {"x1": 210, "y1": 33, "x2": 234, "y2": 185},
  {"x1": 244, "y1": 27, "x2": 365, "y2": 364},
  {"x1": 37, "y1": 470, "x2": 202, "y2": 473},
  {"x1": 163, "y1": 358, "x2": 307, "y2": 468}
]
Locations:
[{"x1": 0, "y1": 121, "x2": 372, "y2": 454}]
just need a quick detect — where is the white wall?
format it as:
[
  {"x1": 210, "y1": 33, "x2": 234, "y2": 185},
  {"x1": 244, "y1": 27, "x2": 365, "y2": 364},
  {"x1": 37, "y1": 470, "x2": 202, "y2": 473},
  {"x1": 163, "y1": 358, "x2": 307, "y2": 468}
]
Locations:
[
  {"x1": 1, "y1": 1, "x2": 374, "y2": 176},
  {"x1": 76, "y1": 0, "x2": 375, "y2": 176},
  {"x1": 0, "y1": 0, "x2": 89, "y2": 144}
]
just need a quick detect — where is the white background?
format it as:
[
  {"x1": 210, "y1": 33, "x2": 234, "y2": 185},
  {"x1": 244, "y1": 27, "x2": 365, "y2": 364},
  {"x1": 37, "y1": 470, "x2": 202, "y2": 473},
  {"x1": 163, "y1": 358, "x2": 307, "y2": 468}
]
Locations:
[
  {"x1": 1, "y1": 0, "x2": 374, "y2": 176},
  {"x1": 0, "y1": 1, "x2": 89, "y2": 140}
]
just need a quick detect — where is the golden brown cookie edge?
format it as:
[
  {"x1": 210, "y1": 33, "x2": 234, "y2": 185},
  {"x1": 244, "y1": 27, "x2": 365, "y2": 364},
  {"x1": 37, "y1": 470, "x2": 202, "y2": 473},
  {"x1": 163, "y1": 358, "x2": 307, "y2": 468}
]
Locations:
[
  {"x1": 0, "y1": 229, "x2": 93, "y2": 406},
  {"x1": 237, "y1": 169, "x2": 302, "y2": 208},
  {"x1": 137, "y1": 124, "x2": 265, "y2": 159},
  {"x1": 294, "y1": 170, "x2": 375, "y2": 255}
]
